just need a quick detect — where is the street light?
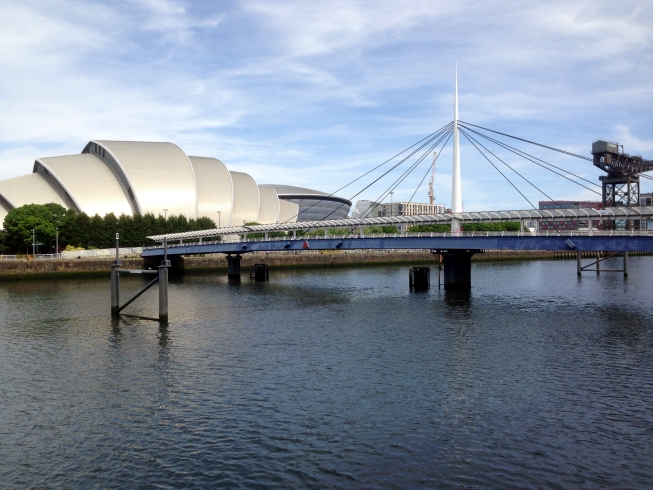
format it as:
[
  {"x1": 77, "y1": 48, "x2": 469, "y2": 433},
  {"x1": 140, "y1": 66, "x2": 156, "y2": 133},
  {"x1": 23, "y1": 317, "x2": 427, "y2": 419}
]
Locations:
[
  {"x1": 32, "y1": 229, "x2": 35, "y2": 257},
  {"x1": 217, "y1": 210, "x2": 221, "y2": 228},
  {"x1": 55, "y1": 227, "x2": 58, "y2": 256},
  {"x1": 163, "y1": 208, "x2": 168, "y2": 220}
]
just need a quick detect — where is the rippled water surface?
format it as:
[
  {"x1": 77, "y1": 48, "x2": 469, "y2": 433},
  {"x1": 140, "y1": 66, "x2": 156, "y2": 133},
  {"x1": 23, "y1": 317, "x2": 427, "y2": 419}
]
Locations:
[{"x1": 1, "y1": 258, "x2": 652, "y2": 488}]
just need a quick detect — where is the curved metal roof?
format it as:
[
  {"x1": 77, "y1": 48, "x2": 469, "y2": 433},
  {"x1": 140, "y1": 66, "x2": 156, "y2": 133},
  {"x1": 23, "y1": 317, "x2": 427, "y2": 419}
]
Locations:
[
  {"x1": 0, "y1": 173, "x2": 74, "y2": 225},
  {"x1": 230, "y1": 171, "x2": 259, "y2": 225},
  {"x1": 89, "y1": 141, "x2": 197, "y2": 218},
  {"x1": 262, "y1": 184, "x2": 352, "y2": 206},
  {"x1": 189, "y1": 156, "x2": 233, "y2": 227},
  {"x1": 33, "y1": 153, "x2": 133, "y2": 217},
  {"x1": 257, "y1": 186, "x2": 280, "y2": 224},
  {"x1": 279, "y1": 199, "x2": 299, "y2": 224},
  {"x1": 146, "y1": 206, "x2": 653, "y2": 241}
]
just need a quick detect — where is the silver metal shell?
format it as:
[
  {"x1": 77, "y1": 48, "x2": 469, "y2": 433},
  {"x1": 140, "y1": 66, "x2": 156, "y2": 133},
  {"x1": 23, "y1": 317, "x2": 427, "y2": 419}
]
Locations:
[
  {"x1": 230, "y1": 171, "x2": 259, "y2": 225},
  {"x1": 34, "y1": 153, "x2": 133, "y2": 217},
  {"x1": 188, "y1": 156, "x2": 234, "y2": 227}
]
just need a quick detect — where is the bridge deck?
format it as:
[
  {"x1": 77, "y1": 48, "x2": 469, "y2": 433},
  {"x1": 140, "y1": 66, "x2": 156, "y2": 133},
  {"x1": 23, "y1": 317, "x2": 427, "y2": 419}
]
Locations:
[
  {"x1": 142, "y1": 232, "x2": 653, "y2": 257},
  {"x1": 145, "y1": 206, "x2": 653, "y2": 243}
]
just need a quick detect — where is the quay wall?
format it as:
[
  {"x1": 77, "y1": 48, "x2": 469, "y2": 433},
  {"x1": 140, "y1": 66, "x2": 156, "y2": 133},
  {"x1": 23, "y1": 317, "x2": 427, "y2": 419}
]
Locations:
[{"x1": 3, "y1": 249, "x2": 648, "y2": 280}]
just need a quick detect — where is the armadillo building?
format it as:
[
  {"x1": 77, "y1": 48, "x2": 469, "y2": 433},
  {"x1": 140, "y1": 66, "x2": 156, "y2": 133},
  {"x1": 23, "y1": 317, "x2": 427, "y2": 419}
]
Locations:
[{"x1": 0, "y1": 140, "x2": 350, "y2": 227}]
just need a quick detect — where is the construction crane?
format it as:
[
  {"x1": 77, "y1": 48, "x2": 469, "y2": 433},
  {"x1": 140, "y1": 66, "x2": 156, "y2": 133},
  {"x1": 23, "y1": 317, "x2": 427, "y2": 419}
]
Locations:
[
  {"x1": 592, "y1": 140, "x2": 653, "y2": 229},
  {"x1": 428, "y1": 151, "x2": 436, "y2": 205},
  {"x1": 592, "y1": 140, "x2": 653, "y2": 208}
]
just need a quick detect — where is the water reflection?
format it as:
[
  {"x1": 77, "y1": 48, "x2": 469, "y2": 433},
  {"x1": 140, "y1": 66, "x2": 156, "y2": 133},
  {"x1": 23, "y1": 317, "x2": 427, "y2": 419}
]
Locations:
[{"x1": 1, "y1": 259, "x2": 652, "y2": 489}]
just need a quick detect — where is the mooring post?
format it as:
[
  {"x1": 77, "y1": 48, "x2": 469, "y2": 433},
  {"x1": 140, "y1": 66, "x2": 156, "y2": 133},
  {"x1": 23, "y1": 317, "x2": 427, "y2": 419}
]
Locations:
[
  {"x1": 596, "y1": 252, "x2": 600, "y2": 273},
  {"x1": 623, "y1": 251, "x2": 629, "y2": 277},
  {"x1": 111, "y1": 233, "x2": 121, "y2": 316},
  {"x1": 159, "y1": 266, "x2": 168, "y2": 322},
  {"x1": 576, "y1": 250, "x2": 582, "y2": 276},
  {"x1": 159, "y1": 237, "x2": 169, "y2": 322}
]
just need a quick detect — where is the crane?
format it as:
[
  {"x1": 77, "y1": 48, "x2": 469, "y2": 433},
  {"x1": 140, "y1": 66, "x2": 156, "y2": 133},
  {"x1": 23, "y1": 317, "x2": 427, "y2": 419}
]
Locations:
[
  {"x1": 428, "y1": 151, "x2": 436, "y2": 205},
  {"x1": 592, "y1": 140, "x2": 653, "y2": 229}
]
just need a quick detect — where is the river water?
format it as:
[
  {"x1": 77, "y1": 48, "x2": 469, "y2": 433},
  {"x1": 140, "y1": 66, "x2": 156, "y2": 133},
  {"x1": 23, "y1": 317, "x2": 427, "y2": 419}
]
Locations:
[{"x1": 1, "y1": 257, "x2": 652, "y2": 488}]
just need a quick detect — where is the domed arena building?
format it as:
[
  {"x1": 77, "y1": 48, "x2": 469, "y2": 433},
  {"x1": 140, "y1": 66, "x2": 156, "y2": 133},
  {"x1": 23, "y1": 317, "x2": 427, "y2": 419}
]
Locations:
[{"x1": 0, "y1": 140, "x2": 351, "y2": 227}]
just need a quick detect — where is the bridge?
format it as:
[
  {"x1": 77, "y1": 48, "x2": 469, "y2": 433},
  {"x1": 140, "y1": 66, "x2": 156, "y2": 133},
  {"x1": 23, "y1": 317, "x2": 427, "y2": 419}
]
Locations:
[
  {"x1": 141, "y1": 207, "x2": 653, "y2": 291},
  {"x1": 114, "y1": 74, "x2": 653, "y2": 321}
]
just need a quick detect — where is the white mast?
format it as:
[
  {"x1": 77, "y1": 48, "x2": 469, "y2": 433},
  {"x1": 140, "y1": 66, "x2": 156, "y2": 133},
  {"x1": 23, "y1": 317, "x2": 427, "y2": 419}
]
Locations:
[
  {"x1": 451, "y1": 66, "x2": 462, "y2": 234},
  {"x1": 428, "y1": 152, "x2": 436, "y2": 205}
]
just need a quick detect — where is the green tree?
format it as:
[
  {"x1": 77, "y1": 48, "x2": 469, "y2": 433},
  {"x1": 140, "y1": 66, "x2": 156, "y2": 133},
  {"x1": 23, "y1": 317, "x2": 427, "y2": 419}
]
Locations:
[
  {"x1": 464, "y1": 222, "x2": 520, "y2": 232},
  {"x1": 365, "y1": 225, "x2": 398, "y2": 234},
  {"x1": 3, "y1": 203, "x2": 72, "y2": 253}
]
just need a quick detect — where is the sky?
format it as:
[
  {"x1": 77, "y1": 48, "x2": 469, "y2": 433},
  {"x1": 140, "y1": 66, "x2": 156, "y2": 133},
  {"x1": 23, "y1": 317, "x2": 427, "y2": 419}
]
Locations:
[{"x1": 1, "y1": 0, "x2": 652, "y2": 212}]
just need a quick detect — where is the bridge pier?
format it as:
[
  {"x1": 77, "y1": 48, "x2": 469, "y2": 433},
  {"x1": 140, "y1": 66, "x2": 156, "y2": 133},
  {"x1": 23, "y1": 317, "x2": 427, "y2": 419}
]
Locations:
[
  {"x1": 439, "y1": 250, "x2": 480, "y2": 291},
  {"x1": 227, "y1": 254, "x2": 242, "y2": 278}
]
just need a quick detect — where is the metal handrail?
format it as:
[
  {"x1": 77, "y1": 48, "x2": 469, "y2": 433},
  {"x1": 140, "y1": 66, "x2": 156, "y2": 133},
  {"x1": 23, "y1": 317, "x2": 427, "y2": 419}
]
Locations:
[{"x1": 141, "y1": 229, "x2": 653, "y2": 250}]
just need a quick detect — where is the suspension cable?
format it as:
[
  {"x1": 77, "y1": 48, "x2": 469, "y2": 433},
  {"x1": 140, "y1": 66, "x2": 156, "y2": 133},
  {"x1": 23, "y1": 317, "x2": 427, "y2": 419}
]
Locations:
[
  {"x1": 363, "y1": 128, "x2": 452, "y2": 220},
  {"x1": 301, "y1": 123, "x2": 454, "y2": 227},
  {"x1": 460, "y1": 128, "x2": 598, "y2": 206},
  {"x1": 460, "y1": 129, "x2": 563, "y2": 235},
  {"x1": 338, "y1": 128, "x2": 454, "y2": 239},
  {"x1": 459, "y1": 121, "x2": 592, "y2": 161},
  {"x1": 284, "y1": 121, "x2": 454, "y2": 224},
  {"x1": 406, "y1": 131, "x2": 453, "y2": 205},
  {"x1": 459, "y1": 123, "x2": 601, "y2": 189}
]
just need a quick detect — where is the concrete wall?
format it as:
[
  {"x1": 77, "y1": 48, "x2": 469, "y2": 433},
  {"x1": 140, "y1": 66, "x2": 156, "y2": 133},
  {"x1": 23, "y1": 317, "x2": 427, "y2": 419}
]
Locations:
[{"x1": 0, "y1": 250, "x2": 565, "y2": 280}]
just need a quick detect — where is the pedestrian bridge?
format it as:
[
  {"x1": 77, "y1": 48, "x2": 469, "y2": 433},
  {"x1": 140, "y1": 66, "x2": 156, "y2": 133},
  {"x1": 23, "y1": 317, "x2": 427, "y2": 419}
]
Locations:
[
  {"x1": 140, "y1": 206, "x2": 653, "y2": 291},
  {"x1": 144, "y1": 205, "x2": 653, "y2": 246}
]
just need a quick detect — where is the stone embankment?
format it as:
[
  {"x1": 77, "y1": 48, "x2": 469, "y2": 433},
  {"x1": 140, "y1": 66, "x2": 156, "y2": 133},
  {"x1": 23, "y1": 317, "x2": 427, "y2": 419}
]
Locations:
[{"x1": 0, "y1": 250, "x2": 560, "y2": 280}]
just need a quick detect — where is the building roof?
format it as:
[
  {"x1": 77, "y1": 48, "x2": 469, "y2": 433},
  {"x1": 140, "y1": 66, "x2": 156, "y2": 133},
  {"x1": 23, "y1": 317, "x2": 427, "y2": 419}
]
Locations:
[
  {"x1": 258, "y1": 186, "x2": 280, "y2": 224},
  {"x1": 34, "y1": 153, "x2": 133, "y2": 217},
  {"x1": 189, "y1": 156, "x2": 234, "y2": 227},
  {"x1": 230, "y1": 171, "x2": 260, "y2": 225},
  {"x1": 0, "y1": 173, "x2": 72, "y2": 225},
  {"x1": 261, "y1": 184, "x2": 352, "y2": 205},
  {"x1": 84, "y1": 140, "x2": 197, "y2": 218}
]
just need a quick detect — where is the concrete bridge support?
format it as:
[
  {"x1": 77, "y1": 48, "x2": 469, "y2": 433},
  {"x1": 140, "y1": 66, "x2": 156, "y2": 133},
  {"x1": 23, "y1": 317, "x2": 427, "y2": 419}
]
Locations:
[
  {"x1": 441, "y1": 250, "x2": 480, "y2": 291},
  {"x1": 227, "y1": 254, "x2": 242, "y2": 278}
]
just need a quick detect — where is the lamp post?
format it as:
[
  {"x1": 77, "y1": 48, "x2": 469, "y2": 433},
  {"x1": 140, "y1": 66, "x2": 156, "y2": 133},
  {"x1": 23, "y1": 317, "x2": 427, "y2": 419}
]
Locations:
[
  {"x1": 32, "y1": 229, "x2": 35, "y2": 257},
  {"x1": 163, "y1": 209, "x2": 168, "y2": 237},
  {"x1": 217, "y1": 210, "x2": 221, "y2": 228},
  {"x1": 55, "y1": 227, "x2": 59, "y2": 256}
]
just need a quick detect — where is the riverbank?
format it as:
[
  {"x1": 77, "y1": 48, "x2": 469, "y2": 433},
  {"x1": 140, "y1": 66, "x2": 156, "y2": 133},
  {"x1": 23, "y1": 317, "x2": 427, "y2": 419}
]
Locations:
[{"x1": 0, "y1": 249, "x2": 565, "y2": 280}]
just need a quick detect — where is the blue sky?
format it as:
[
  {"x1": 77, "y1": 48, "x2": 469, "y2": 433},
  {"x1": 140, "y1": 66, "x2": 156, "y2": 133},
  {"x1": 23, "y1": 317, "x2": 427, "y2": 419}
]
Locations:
[{"x1": 1, "y1": 0, "x2": 652, "y2": 212}]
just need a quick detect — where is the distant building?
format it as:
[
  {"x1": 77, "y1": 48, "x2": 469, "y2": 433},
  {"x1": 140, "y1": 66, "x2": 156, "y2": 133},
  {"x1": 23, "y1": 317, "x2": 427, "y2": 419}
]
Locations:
[
  {"x1": 640, "y1": 192, "x2": 653, "y2": 230},
  {"x1": 538, "y1": 200, "x2": 603, "y2": 231},
  {"x1": 383, "y1": 202, "x2": 446, "y2": 217},
  {"x1": 350, "y1": 200, "x2": 383, "y2": 219}
]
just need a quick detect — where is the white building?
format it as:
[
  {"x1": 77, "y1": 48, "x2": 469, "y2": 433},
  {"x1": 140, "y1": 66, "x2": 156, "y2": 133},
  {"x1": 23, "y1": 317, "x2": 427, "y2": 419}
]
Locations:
[{"x1": 0, "y1": 140, "x2": 351, "y2": 226}]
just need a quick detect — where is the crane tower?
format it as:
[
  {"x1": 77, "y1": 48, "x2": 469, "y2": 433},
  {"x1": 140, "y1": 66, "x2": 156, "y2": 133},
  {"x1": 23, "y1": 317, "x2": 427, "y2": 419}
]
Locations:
[
  {"x1": 428, "y1": 151, "x2": 436, "y2": 205},
  {"x1": 592, "y1": 140, "x2": 653, "y2": 229}
]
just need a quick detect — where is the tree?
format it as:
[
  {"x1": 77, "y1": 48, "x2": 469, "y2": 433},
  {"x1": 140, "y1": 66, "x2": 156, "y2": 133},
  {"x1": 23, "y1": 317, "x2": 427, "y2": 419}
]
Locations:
[{"x1": 3, "y1": 203, "x2": 73, "y2": 253}]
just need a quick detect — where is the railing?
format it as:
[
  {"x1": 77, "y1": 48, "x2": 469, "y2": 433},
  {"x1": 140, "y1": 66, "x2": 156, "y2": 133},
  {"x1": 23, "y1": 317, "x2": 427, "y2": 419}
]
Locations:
[
  {"x1": 142, "y1": 229, "x2": 653, "y2": 250},
  {"x1": 0, "y1": 255, "x2": 18, "y2": 261}
]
